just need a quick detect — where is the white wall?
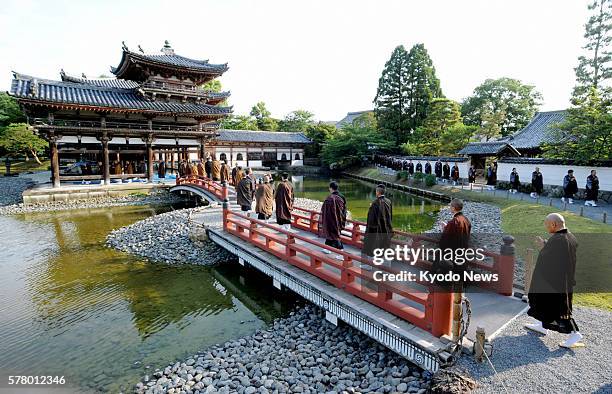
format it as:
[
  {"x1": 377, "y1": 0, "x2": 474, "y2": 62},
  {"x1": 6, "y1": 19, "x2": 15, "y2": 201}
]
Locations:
[{"x1": 497, "y1": 162, "x2": 612, "y2": 191}]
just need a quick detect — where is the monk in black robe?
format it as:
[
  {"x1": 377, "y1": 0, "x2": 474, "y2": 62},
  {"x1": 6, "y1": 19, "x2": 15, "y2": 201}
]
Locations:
[
  {"x1": 319, "y1": 181, "x2": 347, "y2": 250},
  {"x1": 468, "y1": 166, "x2": 476, "y2": 184},
  {"x1": 231, "y1": 165, "x2": 238, "y2": 185},
  {"x1": 274, "y1": 173, "x2": 294, "y2": 230},
  {"x1": 435, "y1": 160, "x2": 443, "y2": 178},
  {"x1": 585, "y1": 170, "x2": 599, "y2": 207},
  {"x1": 205, "y1": 157, "x2": 213, "y2": 179},
  {"x1": 157, "y1": 160, "x2": 166, "y2": 178},
  {"x1": 236, "y1": 168, "x2": 255, "y2": 212},
  {"x1": 415, "y1": 162, "x2": 423, "y2": 173},
  {"x1": 526, "y1": 213, "x2": 583, "y2": 348},
  {"x1": 424, "y1": 161, "x2": 432, "y2": 175},
  {"x1": 362, "y1": 184, "x2": 393, "y2": 257},
  {"x1": 442, "y1": 162, "x2": 450, "y2": 181},
  {"x1": 451, "y1": 164, "x2": 459, "y2": 184},
  {"x1": 531, "y1": 167, "x2": 543, "y2": 198},
  {"x1": 407, "y1": 161, "x2": 414, "y2": 175}
]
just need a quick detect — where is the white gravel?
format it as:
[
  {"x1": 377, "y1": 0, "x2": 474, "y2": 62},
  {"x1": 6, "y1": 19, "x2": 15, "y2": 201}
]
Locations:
[{"x1": 457, "y1": 306, "x2": 612, "y2": 394}]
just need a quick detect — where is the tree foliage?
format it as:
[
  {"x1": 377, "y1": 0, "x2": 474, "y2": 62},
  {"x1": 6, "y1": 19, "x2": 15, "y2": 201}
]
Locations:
[
  {"x1": 374, "y1": 44, "x2": 443, "y2": 145},
  {"x1": 402, "y1": 99, "x2": 476, "y2": 156},
  {"x1": 304, "y1": 122, "x2": 337, "y2": 157},
  {"x1": 250, "y1": 102, "x2": 278, "y2": 130},
  {"x1": 321, "y1": 123, "x2": 393, "y2": 169},
  {"x1": 461, "y1": 78, "x2": 542, "y2": 136},
  {"x1": 0, "y1": 123, "x2": 47, "y2": 163},
  {"x1": 0, "y1": 93, "x2": 25, "y2": 129},
  {"x1": 220, "y1": 114, "x2": 258, "y2": 130},
  {"x1": 278, "y1": 110, "x2": 314, "y2": 132},
  {"x1": 544, "y1": 0, "x2": 612, "y2": 161}
]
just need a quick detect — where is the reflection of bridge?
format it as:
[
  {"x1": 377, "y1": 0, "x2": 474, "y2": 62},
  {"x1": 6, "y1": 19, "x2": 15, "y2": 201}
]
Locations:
[{"x1": 180, "y1": 176, "x2": 527, "y2": 372}]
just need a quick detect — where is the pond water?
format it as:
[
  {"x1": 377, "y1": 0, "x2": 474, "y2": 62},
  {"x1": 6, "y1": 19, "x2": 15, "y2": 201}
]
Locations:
[{"x1": 0, "y1": 176, "x2": 440, "y2": 392}]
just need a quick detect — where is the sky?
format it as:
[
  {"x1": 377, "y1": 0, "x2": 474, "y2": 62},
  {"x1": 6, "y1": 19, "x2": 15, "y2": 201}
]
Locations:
[{"x1": 0, "y1": 0, "x2": 589, "y2": 122}]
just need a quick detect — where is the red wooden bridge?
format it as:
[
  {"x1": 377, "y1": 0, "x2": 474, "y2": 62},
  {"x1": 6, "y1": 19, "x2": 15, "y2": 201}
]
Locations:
[{"x1": 177, "y1": 175, "x2": 528, "y2": 372}]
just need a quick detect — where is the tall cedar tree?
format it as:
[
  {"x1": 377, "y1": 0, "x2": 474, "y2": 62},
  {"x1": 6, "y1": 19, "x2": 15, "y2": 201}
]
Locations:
[
  {"x1": 374, "y1": 44, "x2": 442, "y2": 146},
  {"x1": 546, "y1": 0, "x2": 612, "y2": 161}
]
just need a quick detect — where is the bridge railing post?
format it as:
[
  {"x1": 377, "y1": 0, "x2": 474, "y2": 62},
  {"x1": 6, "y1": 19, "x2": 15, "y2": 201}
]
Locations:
[
  {"x1": 497, "y1": 235, "x2": 515, "y2": 296},
  {"x1": 429, "y1": 290, "x2": 453, "y2": 337},
  {"x1": 222, "y1": 198, "x2": 230, "y2": 231},
  {"x1": 221, "y1": 181, "x2": 228, "y2": 200}
]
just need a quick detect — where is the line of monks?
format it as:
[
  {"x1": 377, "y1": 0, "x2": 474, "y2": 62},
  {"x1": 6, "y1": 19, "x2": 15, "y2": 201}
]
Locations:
[{"x1": 374, "y1": 155, "x2": 461, "y2": 183}]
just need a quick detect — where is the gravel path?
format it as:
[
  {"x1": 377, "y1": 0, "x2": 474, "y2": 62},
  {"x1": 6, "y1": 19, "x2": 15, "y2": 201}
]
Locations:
[
  {"x1": 0, "y1": 175, "x2": 35, "y2": 206},
  {"x1": 136, "y1": 304, "x2": 432, "y2": 394},
  {"x1": 457, "y1": 306, "x2": 612, "y2": 394}
]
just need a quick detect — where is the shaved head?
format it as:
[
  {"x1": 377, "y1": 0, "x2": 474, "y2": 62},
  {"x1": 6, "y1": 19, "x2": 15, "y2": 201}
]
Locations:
[{"x1": 544, "y1": 213, "x2": 566, "y2": 233}]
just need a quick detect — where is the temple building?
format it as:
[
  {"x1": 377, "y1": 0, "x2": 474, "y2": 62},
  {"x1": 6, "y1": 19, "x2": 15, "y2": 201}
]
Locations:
[{"x1": 9, "y1": 41, "x2": 310, "y2": 187}]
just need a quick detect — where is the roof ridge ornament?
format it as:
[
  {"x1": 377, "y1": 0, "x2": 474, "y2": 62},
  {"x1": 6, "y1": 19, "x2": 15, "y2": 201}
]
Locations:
[
  {"x1": 138, "y1": 45, "x2": 145, "y2": 54},
  {"x1": 161, "y1": 40, "x2": 175, "y2": 56},
  {"x1": 122, "y1": 41, "x2": 129, "y2": 51}
]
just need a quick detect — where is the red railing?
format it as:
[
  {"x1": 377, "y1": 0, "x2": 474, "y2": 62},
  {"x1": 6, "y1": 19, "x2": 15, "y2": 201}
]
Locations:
[
  {"x1": 222, "y1": 205, "x2": 454, "y2": 337},
  {"x1": 290, "y1": 206, "x2": 515, "y2": 296},
  {"x1": 176, "y1": 175, "x2": 228, "y2": 201}
]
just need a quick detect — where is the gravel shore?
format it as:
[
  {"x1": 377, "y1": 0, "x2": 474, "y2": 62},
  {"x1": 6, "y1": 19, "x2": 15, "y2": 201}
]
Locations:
[
  {"x1": 136, "y1": 304, "x2": 432, "y2": 394},
  {"x1": 0, "y1": 175, "x2": 35, "y2": 206}
]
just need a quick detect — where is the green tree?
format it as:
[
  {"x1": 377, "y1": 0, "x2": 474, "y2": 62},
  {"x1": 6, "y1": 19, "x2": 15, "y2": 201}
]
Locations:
[
  {"x1": 573, "y1": 0, "x2": 612, "y2": 100},
  {"x1": 321, "y1": 123, "x2": 393, "y2": 169},
  {"x1": 202, "y1": 79, "x2": 223, "y2": 92},
  {"x1": 373, "y1": 45, "x2": 411, "y2": 145},
  {"x1": 0, "y1": 93, "x2": 25, "y2": 129},
  {"x1": 278, "y1": 110, "x2": 314, "y2": 132},
  {"x1": 0, "y1": 123, "x2": 47, "y2": 164},
  {"x1": 304, "y1": 122, "x2": 337, "y2": 157},
  {"x1": 461, "y1": 78, "x2": 542, "y2": 136},
  {"x1": 220, "y1": 114, "x2": 258, "y2": 130},
  {"x1": 405, "y1": 44, "x2": 443, "y2": 134},
  {"x1": 545, "y1": 0, "x2": 612, "y2": 161},
  {"x1": 478, "y1": 106, "x2": 507, "y2": 141},
  {"x1": 250, "y1": 102, "x2": 278, "y2": 130}
]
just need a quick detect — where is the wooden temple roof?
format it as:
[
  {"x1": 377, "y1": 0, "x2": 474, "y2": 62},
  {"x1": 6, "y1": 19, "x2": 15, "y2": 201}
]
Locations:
[{"x1": 9, "y1": 72, "x2": 232, "y2": 117}]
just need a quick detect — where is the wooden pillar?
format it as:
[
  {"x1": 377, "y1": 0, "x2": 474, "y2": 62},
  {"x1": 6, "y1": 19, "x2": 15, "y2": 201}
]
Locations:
[
  {"x1": 171, "y1": 147, "x2": 175, "y2": 174},
  {"x1": 145, "y1": 134, "x2": 154, "y2": 182},
  {"x1": 101, "y1": 133, "x2": 110, "y2": 185},
  {"x1": 49, "y1": 135, "x2": 60, "y2": 188}
]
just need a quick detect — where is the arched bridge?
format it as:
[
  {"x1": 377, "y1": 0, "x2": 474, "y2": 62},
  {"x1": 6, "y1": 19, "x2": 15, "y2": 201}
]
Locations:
[{"x1": 170, "y1": 175, "x2": 233, "y2": 204}]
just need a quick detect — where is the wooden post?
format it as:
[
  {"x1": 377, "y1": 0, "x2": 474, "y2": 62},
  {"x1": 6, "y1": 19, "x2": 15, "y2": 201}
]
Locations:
[
  {"x1": 497, "y1": 235, "x2": 515, "y2": 296},
  {"x1": 49, "y1": 135, "x2": 60, "y2": 188},
  {"x1": 145, "y1": 134, "x2": 154, "y2": 183},
  {"x1": 451, "y1": 290, "x2": 463, "y2": 340},
  {"x1": 101, "y1": 133, "x2": 110, "y2": 185},
  {"x1": 474, "y1": 326, "x2": 486, "y2": 363}
]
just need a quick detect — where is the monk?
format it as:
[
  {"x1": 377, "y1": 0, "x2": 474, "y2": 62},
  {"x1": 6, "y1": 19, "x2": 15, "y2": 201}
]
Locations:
[
  {"x1": 231, "y1": 165, "x2": 238, "y2": 185},
  {"x1": 319, "y1": 181, "x2": 347, "y2": 251},
  {"x1": 274, "y1": 172, "x2": 294, "y2": 231},
  {"x1": 211, "y1": 157, "x2": 221, "y2": 181},
  {"x1": 437, "y1": 199, "x2": 471, "y2": 278},
  {"x1": 525, "y1": 213, "x2": 583, "y2": 349},
  {"x1": 114, "y1": 161, "x2": 122, "y2": 175},
  {"x1": 157, "y1": 160, "x2": 166, "y2": 178},
  {"x1": 442, "y1": 162, "x2": 450, "y2": 181},
  {"x1": 190, "y1": 161, "x2": 199, "y2": 176},
  {"x1": 235, "y1": 166, "x2": 244, "y2": 186},
  {"x1": 362, "y1": 184, "x2": 393, "y2": 257},
  {"x1": 197, "y1": 160, "x2": 206, "y2": 177},
  {"x1": 220, "y1": 160, "x2": 230, "y2": 183},
  {"x1": 451, "y1": 164, "x2": 459, "y2": 185},
  {"x1": 205, "y1": 157, "x2": 213, "y2": 179},
  {"x1": 236, "y1": 167, "x2": 255, "y2": 213},
  {"x1": 255, "y1": 175, "x2": 274, "y2": 221}
]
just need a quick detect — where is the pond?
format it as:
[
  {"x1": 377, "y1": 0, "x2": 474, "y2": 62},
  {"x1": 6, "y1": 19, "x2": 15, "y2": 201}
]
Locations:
[{"x1": 0, "y1": 176, "x2": 440, "y2": 392}]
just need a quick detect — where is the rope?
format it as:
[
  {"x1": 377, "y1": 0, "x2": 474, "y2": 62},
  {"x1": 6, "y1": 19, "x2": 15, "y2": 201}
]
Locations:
[
  {"x1": 478, "y1": 338, "x2": 510, "y2": 394},
  {"x1": 441, "y1": 294, "x2": 472, "y2": 367}
]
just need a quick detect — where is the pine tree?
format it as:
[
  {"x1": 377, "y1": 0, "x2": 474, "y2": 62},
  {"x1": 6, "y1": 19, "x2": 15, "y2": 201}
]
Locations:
[{"x1": 373, "y1": 45, "x2": 411, "y2": 145}]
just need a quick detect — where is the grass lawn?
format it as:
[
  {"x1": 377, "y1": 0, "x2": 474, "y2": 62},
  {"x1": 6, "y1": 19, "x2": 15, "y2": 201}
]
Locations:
[
  {"x1": 2, "y1": 158, "x2": 50, "y2": 175},
  {"x1": 350, "y1": 167, "x2": 612, "y2": 311}
]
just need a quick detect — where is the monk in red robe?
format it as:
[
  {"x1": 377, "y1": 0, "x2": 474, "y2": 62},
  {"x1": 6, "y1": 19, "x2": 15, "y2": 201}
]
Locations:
[
  {"x1": 274, "y1": 173, "x2": 294, "y2": 231},
  {"x1": 319, "y1": 181, "x2": 347, "y2": 250}
]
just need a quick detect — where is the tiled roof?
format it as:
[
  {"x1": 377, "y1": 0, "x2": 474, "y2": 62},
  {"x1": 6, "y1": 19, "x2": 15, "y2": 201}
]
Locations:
[
  {"x1": 505, "y1": 110, "x2": 567, "y2": 149},
  {"x1": 217, "y1": 130, "x2": 311, "y2": 144},
  {"x1": 60, "y1": 73, "x2": 139, "y2": 89},
  {"x1": 335, "y1": 110, "x2": 374, "y2": 128},
  {"x1": 112, "y1": 50, "x2": 228, "y2": 75},
  {"x1": 9, "y1": 73, "x2": 232, "y2": 116},
  {"x1": 457, "y1": 141, "x2": 520, "y2": 155}
]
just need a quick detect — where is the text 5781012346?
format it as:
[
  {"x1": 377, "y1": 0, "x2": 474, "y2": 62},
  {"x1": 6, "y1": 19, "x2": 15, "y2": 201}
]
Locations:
[{"x1": 8, "y1": 376, "x2": 66, "y2": 385}]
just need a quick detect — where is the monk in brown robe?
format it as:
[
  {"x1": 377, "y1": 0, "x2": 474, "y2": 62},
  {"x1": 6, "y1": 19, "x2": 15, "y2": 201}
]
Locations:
[
  {"x1": 235, "y1": 166, "x2": 244, "y2": 186},
  {"x1": 236, "y1": 168, "x2": 255, "y2": 213},
  {"x1": 191, "y1": 162, "x2": 199, "y2": 176},
  {"x1": 126, "y1": 161, "x2": 134, "y2": 175},
  {"x1": 526, "y1": 213, "x2": 583, "y2": 348},
  {"x1": 231, "y1": 165, "x2": 238, "y2": 185},
  {"x1": 362, "y1": 184, "x2": 393, "y2": 257},
  {"x1": 197, "y1": 161, "x2": 206, "y2": 177},
  {"x1": 255, "y1": 175, "x2": 274, "y2": 221},
  {"x1": 211, "y1": 158, "x2": 221, "y2": 181},
  {"x1": 274, "y1": 173, "x2": 294, "y2": 231},
  {"x1": 220, "y1": 161, "x2": 230, "y2": 183},
  {"x1": 437, "y1": 199, "x2": 471, "y2": 278},
  {"x1": 319, "y1": 181, "x2": 347, "y2": 250},
  {"x1": 114, "y1": 161, "x2": 122, "y2": 175}
]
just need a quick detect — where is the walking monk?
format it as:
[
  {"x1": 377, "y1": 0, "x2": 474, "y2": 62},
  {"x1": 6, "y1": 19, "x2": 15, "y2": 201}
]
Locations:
[
  {"x1": 274, "y1": 173, "x2": 294, "y2": 231},
  {"x1": 319, "y1": 181, "x2": 347, "y2": 251},
  {"x1": 255, "y1": 175, "x2": 274, "y2": 221},
  {"x1": 362, "y1": 184, "x2": 393, "y2": 257},
  {"x1": 211, "y1": 156, "x2": 221, "y2": 181},
  {"x1": 220, "y1": 160, "x2": 230, "y2": 183},
  {"x1": 525, "y1": 213, "x2": 583, "y2": 348},
  {"x1": 236, "y1": 168, "x2": 255, "y2": 213}
]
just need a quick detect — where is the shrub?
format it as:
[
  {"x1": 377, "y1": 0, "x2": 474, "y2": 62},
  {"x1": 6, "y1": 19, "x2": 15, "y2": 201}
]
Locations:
[
  {"x1": 425, "y1": 174, "x2": 436, "y2": 187},
  {"x1": 413, "y1": 172, "x2": 425, "y2": 182}
]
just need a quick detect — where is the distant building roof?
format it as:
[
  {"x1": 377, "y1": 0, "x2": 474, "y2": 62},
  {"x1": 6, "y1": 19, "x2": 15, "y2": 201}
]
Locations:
[
  {"x1": 504, "y1": 110, "x2": 567, "y2": 150},
  {"x1": 216, "y1": 130, "x2": 311, "y2": 144},
  {"x1": 457, "y1": 141, "x2": 520, "y2": 156},
  {"x1": 335, "y1": 110, "x2": 373, "y2": 128},
  {"x1": 9, "y1": 72, "x2": 232, "y2": 117},
  {"x1": 60, "y1": 72, "x2": 140, "y2": 89}
]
